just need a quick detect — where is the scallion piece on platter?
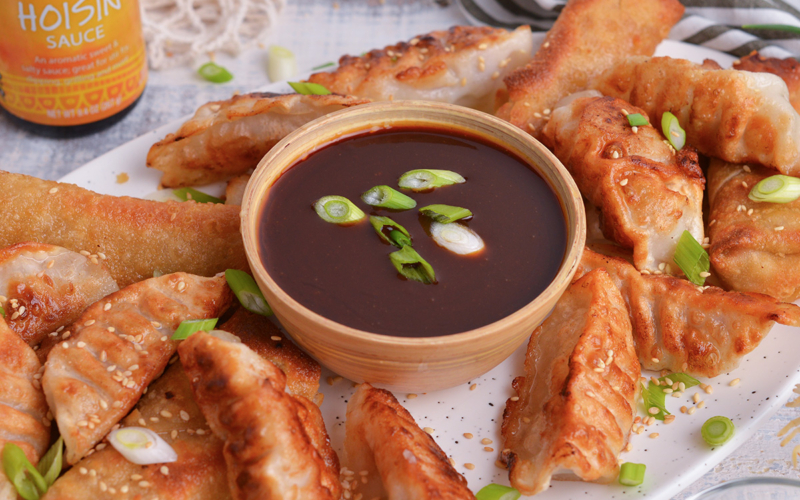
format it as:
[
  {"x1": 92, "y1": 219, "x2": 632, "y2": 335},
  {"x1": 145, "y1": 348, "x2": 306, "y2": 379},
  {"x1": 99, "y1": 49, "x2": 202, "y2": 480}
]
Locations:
[
  {"x1": 2, "y1": 442, "x2": 47, "y2": 500},
  {"x1": 398, "y1": 169, "x2": 465, "y2": 191},
  {"x1": 267, "y1": 45, "x2": 298, "y2": 82},
  {"x1": 626, "y1": 113, "x2": 648, "y2": 127},
  {"x1": 314, "y1": 196, "x2": 366, "y2": 225},
  {"x1": 430, "y1": 221, "x2": 485, "y2": 255},
  {"x1": 0, "y1": 305, "x2": 4, "y2": 317},
  {"x1": 618, "y1": 462, "x2": 646, "y2": 486},
  {"x1": 362, "y1": 185, "x2": 417, "y2": 209},
  {"x1": 370, "y1": 216, "x2": 412, "y2": 248},
  {"x1": 173, "y1": 188, "x2": 224, "y2": 204},
  {"x1": 225, "y1": 269, "x2": 273, "y2": 316},
  {"x1": 312, "y1": 61, "x2": 336, "y2": 70},
  {"x1": 659, "y1": 372, "x2": 700, "y2": 389},
  {"x1": 661, "y1": 111, "x2": 686, "y2": 150},
  {"x1": 389, "y1": 246, "x2": 436, "y2": 284},
  {"x1": 748, "y1": 175, "x2": 800, "y2": 203},
  {"x1": 419, "y1": 204, "x2": 472, "y2": 224},
  {"x1": 742, "y1": 24, "x2": 800, "y2": 34},
  {"x1": 36, "y1": 437, "x2": 63, "y2": 488},
  {"x1": 640, "y1": 381, "x2": 669, "y2": 421},
  {"x1": 673, "y1": 230, "x2": 710, "y2": 286},
  {"x1": 198, "y1": 62, "x2": 234, "y2": 84},
  {"x1": 475, "y1": 483, "x2": 521, "y2": 500},
  {"x1": 108, "y1": 427, "x2": 178, "y2": 465},
  {"x1": 171, "y1": 318, "x2": 218, "y2": 340},
  {"x1": 701, "y1": 416, "x2": 735, "y2": 446},
  {"x1": 288, "y1": 81, "x2": 332, "y2": 95}
]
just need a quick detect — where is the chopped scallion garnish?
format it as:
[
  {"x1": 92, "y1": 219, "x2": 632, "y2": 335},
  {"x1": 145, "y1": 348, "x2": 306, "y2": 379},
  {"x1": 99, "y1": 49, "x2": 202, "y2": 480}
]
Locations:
[
  {"x1": 288, "y1": 81, "x2": 332, "y2": 95},
  {"x1": 314, "y1": 196, "x2": 366, "y2": 225},
  {"x1": 640, "y1": 381, "x2": 669, "y2": 421},
  {"x1": 398, "y1": 169, "x2": 465, "y2": 191},
  {"x1": 673, "y1": 230, "x2": 710, "y2": 286},
  {"x1": 748, "y1": 175, "x2": 800, "y2": 203},
  {"x1": 660, "y1": 372, "x2": 700, "y2": 389},
  {"x1": 312, "y1": 61, "x2": 336, "y2": 70},
  {"x1": 225, "y1": 269, "x2": 273, "y2": 316},
  {"x1": 742, "y1": 24, "x2": 800, "y2": 34},
  {"x1": 701, "y1": 416, "x2": 735, "y2": 446},
  {"x1": 267, "y1": 45, "x2": 298, "y2": 82},
  {"x1": 36, "y1": 438, "x2": 63, "y2": 488},
  {"x1": 626, "y1": 113, "x2": 648, "y2": 127},
  {"x1": 173, "y1": 188, "x2": 224, "y2": 204},
  {"x1": 661, "y1": 111, "x2": 686, "y2": 150},
  {"x1": 198, "y1": 62, "x2": 233, "y2": 84},
  {"x1": 362, "y1": 185, "x2": 417, "y2": 210},
  {"x1": 171, "y1": 318, "x2": 218, "y2": 340},
  {"x1": 475, "y1": 483, "x2": 521, "y2": 500},
  {"x1": 419, "y1": 204, "x2": 472, "y2": 224},
  {"x1": 389, "y1": 246, "x2": 436, "y2": 284},
  {"x1": 618, "y1": 462, "x2": 646, "y2": 486},
  {"x1": 108, "y1": 427, "x2": 178, "y2": 464},
  {"x1": 0, "y1": 305, "x2": 4, "y2": 318},
  {"x1": 2, "y1": 443, "x2": 48, "y2": 500},
  {"x1": 430, "y1": 221, "x2": 485, "y2": 255},
  {"x1": 370, "y1": 216, "x2": 412, "y2": 248}
]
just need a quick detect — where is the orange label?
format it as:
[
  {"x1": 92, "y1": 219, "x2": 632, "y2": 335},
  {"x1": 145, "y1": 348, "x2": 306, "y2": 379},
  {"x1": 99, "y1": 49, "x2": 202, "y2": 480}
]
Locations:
[{"x1": 0, "y1": 0, "x2": 148, "y2": 126}]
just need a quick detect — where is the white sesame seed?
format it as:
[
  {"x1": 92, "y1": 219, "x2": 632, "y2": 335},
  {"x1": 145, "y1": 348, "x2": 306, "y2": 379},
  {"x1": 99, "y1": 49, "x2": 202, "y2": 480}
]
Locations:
[
  {"x1": 160, "y1": 466, "x2": 169, "y2": 475},
  {"x1": 464, "y1": 432, "x2": 473, "y2": 439},
  {"x1": 139, "y1": 481, "x2": 151, "y2": 488},
  {"x1": 688, "y1": 407, "x2": 697, "y2": 415},
  {"x1": 775, "y1": 226, "x2": 785, "y2": 231},
  {"x1": 648, "y1": 407, "x2": 659, "y2": 415},
  {"x1": 730, "y1": 378, "x2": 741, "y2": 387},
  {"x1": 423, "y1": 427, "x2": 435, "y2": 435},
  {"x1": 464, "y1": 463, "x2": 475, "y2": 470},
  {"x1": 620, "y1": 178, "x2": 628, "y2": 186},
  {"x1": 62, "y1": 342, "x2": 69, "y2": 349},
  {"x1": 180, "y1": 410, "x2": 190, "y2": 421},
  {"x1": 650, "y1": 433, "x2": 660, "y2": 439}
]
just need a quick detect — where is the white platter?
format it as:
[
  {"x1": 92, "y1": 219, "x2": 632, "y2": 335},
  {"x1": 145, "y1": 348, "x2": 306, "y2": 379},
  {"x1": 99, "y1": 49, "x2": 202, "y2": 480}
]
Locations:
[{"x1": 60, "y1": 40, "x2": 800, "y2": 500}]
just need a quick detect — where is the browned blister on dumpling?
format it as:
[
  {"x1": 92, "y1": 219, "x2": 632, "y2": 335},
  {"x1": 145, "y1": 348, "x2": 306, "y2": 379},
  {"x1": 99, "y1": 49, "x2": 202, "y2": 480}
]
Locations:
[
  {"x1": 147, "y1": 93, "x2": 371, "y2": 188},
  {"x1": 178, "y1": 331, "x2": 341, "y2": 500},
  {"x1": 576, "y1": 248, "x2": 800, "y2": 376},
  {"x1": 0, "y1": 242, "x2": 119, "y2": 347},
  {"x1": 502, "y1": 269, "x2": 640, "y2": 496},
  {"x1": 345, "y1": 383, "x2": 474, "y2": 500},
  {"x1": 42, "y1": 273, "x2": 233, "y2": 465}
]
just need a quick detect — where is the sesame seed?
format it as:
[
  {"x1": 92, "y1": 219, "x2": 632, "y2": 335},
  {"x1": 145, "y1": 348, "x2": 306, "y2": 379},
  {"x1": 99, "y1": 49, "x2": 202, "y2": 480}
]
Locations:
[
  {"x1": 196, "y1": 429, "x2": 206, "y2": 435},
  {"x1": 160, "y1": 466, "x2": 169, "y2": 475},
  {"x1": 113, "y1": 401, "x2": 122, "y2": 408},
  {"x1": 407, "y1": 393, "x2": 417, "y2": 399},
  {"x1": 484, "y1": 447, "x2": 494, "y2": 452},
  {"x1": 464, "y1": 432, "x2": 473, "y2": 439},
  {"x1": 647, "y1": 416, "x2": 656, "y2": 426},
  {"x1": 533, "y1": 112, "x2": 542, "y2": 118},
  {"x1": 679, "y1": 382, "x2": 686, "y2": 392},
  {"x1": 77, "y1": 341, "x2": 86, "y2": 348},
  {"x1": 624, "y1": 442, "x2": 633, "y2": 452},
  {"x1": 139, "y1": 481, "x2": 151, "y2": 488},
  {"x1": 775, "y1": 226, "x2": 785, "y2": 231},
  {"x1": 664, "y1": 415, "x2": 676, "y2": 424},
  {"x1": 161, "y1": 410, "x2": 173, "y2": 418},
  {"x1": 523, "y1": 417, "x2": 531, "y2": 423},
  {"x1": 464, "y1": 463, "x2": 475, "y2": 470},
  {"x1": 699, "y1": 271, "x2": 711, "y2": 278},
  {"x1": 79, "y1": 467, "x2": 88, "y2": 475},
  {"x1": 543, "y1": 108, "x2": 551, "y2": 115},
  {"x1": 108, "y1": 327, "x2": 115, "y2": 332},
  {"x1": 161, "y1": 336, "x2": 168, "y2": 341},
  {"x1": 742, "y1": 181, "x2": 748, "y2": 188},
  {"x1": 611, "y1": 150, "x2": 620, "y2": 159},
  {"x1": 743, "y1": 165, "x2": 752, "y2": 172},
  {"x1": 730, "y1": 378, "x2": 741, "y2": 387},
  {"x1": 470, "y1": 384, "x2": 477, "y2": 391},
  {"x1": 100, "y1": 400, "x2": 108, "y2": 410},
  {"x1": 270, "y1": 336, "x2": 281, "y2": 341},
  {"x1": 177, "y1": 282, "x2": 186, "y2": 291},
  {"x1": 89, "y1": 469, "x2": 96, "y2": 477},
  {"x1": 98, "y1": 252, "x2": 106, "y2": 260},
  {"x1": 131, "y1": 474, "x2": 143, "y2": 481},
  {"x1": 747, "y1": 208, "x2": 753, "y2": 216},
  {"x1": 698, "y1": 401, "x2": 706, "y2": 409},
  {"x1": 171, "y1": 430, "x2": 178, "y2": 439},
  {"x1": 620, "y1": 178, "x2": 628, "y2": 186},
  {"x1": 478, "y1": 43, "x2": 488, "y2": 50},
  {"x1": 423, "y1": 427, "x2": 435, "y2": 435},
  {"x1": 151, "y1": 322, "x2": 161, "y2": 329},
  {"x1": 650, "y1": 377, "x2": 660, "y2": 385},
  {"x1": 648, "y1": 407, "x2": 659, "y2": 415},
  {"x1": 663, "y1": 388, "x2": 673, "y2": 394},
  {"x1": 100, "y1": 482, "x2": 108, "y2": 492},
  {"x1": 180, "y1": 410, "x2": 190, "y2": 421},
  {"x1": 543, "y1": 42, "x2": 550, "y2": 48},
  {"x1": 632, "y1": 126, "x2": 639, "y2": 133},
  {"x1": 49, "y1": 187, "x2": 58, "y2": 194},
  {"x1": 61, "y1": 331, "x2": 71, "y2": 339},
  {"x1": 652, "y1": 357, "x2": 660, "y2": 363},
  {"x1": 103, "y1": 303, "x2": 112, "y2": 311},
  {"x1": 510, "y1": 396, "x2": 519, "y2": 401},
  {"x1": 705, "y1": 385, "x2": 714, "y2": 394},
  {"x1": 481, "y1": 438, "x2": 493, "y2": 445},
  {"x1": 692, "y1": 393, "x2": 700, "y2": 403},
  {"x1": 593, "y1": 367, "x2": 604, "y2": 373},
  {"x1": 62, "y1": 342, "x2": 69, "y2": 349},
  {"x1": 650, "y1": 433, "x2": 660, "y2": 439},
  {"x1": 121, "y1": 485, "x2": 129, "y2": 493},
  {"x1": 491, "y1": 71, "x2": 499, "y2": 79}
]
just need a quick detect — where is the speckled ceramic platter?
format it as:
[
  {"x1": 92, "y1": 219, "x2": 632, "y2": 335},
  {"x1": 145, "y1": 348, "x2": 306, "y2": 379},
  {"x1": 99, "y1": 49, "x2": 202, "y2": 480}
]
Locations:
[{"x1": 60, "y1": 40, "x2": 800, "y2": 500}]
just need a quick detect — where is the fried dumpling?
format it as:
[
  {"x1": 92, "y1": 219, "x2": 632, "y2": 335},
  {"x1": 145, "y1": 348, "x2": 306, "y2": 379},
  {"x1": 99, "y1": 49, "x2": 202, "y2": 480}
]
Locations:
[
  {"x1": 42, "y1": 361, "x2": 231, "y2": 500},
  {"x1": 502, "y1": 269, "x2": 639, "y2": 496},
  {"x1": 178, "y1": 331, "x2": 340, "y2": 500},
  {"x1": 707, "y1": 159, "x2": 800, "y2": 302},
  {"x1": 0, "y1": 171, "x2": 248, "y2": 288},
  {"x1": 734, "y1": 52, "x2": 800, "y2": 113},
  {"x1": 147, "y1": 93, "x2": 371, "y2": 188},
  {"x1": 495, "y1": 0, "x2": 683, "y2": 137},
  {"x1": 543, "y1": 95, "x2": 705, "y2": 272},
  {"x1": 224, "y1": 175, "x2": 250, "y2": 206},
  {"x1": 307, "y1": 26, "x2": 533, "y2": 113},
  {"x1": 0, "y1": 316, "x2": 51, "y2": 500},
  {"x1": 0, "y1": 242, "x2": 118, "y2": 347},
  {"x1": 41, "y1": 273, "x2": 233, "y2": 465},
  {"x1": 577, "y1": 248, "x2": 800, "y2": 377},
  {"x1": 591, "y1": 56, "x2": 800, "y2": 176},
  {"x1": 345, "y1": 382, "x2": 474, "y2": 500}
]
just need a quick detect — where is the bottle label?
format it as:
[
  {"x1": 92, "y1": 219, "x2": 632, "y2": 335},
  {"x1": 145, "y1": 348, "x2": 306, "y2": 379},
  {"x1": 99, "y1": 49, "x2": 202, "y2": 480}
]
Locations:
[{"x1": 0, "y1": 0, "x2": 148, "y2": 126}]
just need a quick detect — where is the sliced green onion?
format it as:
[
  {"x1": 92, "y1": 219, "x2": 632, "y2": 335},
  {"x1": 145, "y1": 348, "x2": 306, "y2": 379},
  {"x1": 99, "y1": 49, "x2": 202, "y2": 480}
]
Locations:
[
  {"x1": 476, "y1": 483, "x2": 521, "y2": 500},
  {"x1": 398, "y1": 169, "x2": 465, "y2": 191},
  {"x1": 171, "y1": 318, "x2": 218, "y2": 340},
  {"x1": 748, "y1": 175, "x2": 800, "y2": 203},
  {"x1": 701, "y1": 416, "x2": 735, "y2": 446},
  {"x1": 288, "y1": 81, "x2": 332, "y2": 95},
  {"x1": 0, "y1": 305, "x2": 4, "y2": 317},
  {"x1": 626, "y1": 113, "x2": 648, "y2": 127},
  {"x1": 36, "y1": 437, "x2": 63, "y2": 488},
  {"x1": 108, "y1": 427, "x2": 178, "y2": 465},
  {"x1": 389, "y1": 246, "x2": 436, "y2": 284},
  {"x1": 173, "y1": 188, "x2": 224, "y2": 204},
  {"x1": 742, "y1": 24, "x2": 800, "y2": 34},
  {"x1": 419, "y1": 204, "x2": 472, "y2": 224},
  {"x1": 370, "y1": 216, "x2": 412, "y2": 248},
  {"x1": 312, "y1": 61, "x2": 336, "y2": 70},
  {"x1": 225, "y1": 269, "x2": 273, "y2": 316},
  {"x1": 673, "y1": 230, "x2": 710, "y2": 286},
  {"x1": 267, "y1": 45, "x2": 297, "y2": 82},
  {"x1": 362, "y1": 185, "x2": 417, "y2": 210},
  {"x1": 314, "y1": 196, "x2": 365, "y2": 225},
  {"x1": 661, "y1": 111, "x2": 686, "y2": 150},
  {"x1": 198, "y1": 62, "x2": 233, "y2": 84},
  {"x1": 2, "y1": 443, "x2": 47, "y2": 500},
  {"x1": 430, "y1": 221, "x2": 485, "y2": 255},
  {"x1": 641, "y1": 381, "x2": 669, "y2": 421},
  {"x1": 659, "y1": 372, "x2": 700, "y2": 389},
  {"x1": 618, "y1": 462, "x2": 646, "y2": 486}
]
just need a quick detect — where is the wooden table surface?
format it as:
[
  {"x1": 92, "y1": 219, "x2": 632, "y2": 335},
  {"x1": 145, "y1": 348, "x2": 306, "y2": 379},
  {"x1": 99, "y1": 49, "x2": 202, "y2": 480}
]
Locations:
[{"x1": 1, "y1": 0, "x2": 797, "y2": 497}]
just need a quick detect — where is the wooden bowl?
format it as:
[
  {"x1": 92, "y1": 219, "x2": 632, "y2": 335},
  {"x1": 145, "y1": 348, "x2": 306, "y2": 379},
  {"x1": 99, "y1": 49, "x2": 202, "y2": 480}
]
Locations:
[{"x1": 241, "y1": 101, "x2": 585, "y2": 392}]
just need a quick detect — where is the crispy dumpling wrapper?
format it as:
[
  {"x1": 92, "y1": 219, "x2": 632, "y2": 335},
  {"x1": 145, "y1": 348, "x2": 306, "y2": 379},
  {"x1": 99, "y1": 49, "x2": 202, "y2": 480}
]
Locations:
[{"x1": 734, "y1": 52, "x2": 800, "y2": 114}]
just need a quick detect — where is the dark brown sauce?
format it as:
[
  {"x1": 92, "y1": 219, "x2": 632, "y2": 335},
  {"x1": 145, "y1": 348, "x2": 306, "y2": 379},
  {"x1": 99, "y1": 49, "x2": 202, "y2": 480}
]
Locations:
[{"x1": 258, "y1": 126, "x2": 567, "y2": 338}]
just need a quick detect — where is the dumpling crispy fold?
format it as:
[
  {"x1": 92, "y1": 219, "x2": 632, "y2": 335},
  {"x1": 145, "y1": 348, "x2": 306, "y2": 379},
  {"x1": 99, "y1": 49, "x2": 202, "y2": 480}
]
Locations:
[
  {"x1": 495, "y1": 0, "x2": 683, "y2": 136},
  {"x1": 0, "y1": 316, "x2": 51, "y2": 500},
  {"x1": 502, "y1": 269, "x2": 639, "y2": 496},
  {"x1": 734, "y1": 52, "x2": 800, "y2": 113},
  {"x1": 0, "y1": 242, "x2": 119, "y2": 347},
  {"x1": 42, "y1": 361, "x2": 231, "y2": 500},
  {"x1": 707, "y1": 159, "x2": 800, "y2": 302},
  {"x1": 542, "y1": 95, "x2": 705, "y2": 272},
  {"x1": 147, "y1": 93, "x2": 371, "y2": 188},
  {"x1": 307, "y1": 25, "x2": 533, "y2": 112},
  {"x1": 576, "y1": 248, "x2": 800, "y2": 376},
  {"x1": 591, "y1": 56, "x2": 800, "y2": 176},
  {"x1": 178, "y1": 331, "x2": 341, "y2": 500},
  {"x1": 225, "y1": 175, "x2": 251, "y2": 206},
  {"x1": 42, "y1": 273, "x2": 233, "y2": 465},
  {"x1": 0, "y1": 171, "x2": 248, "y2": 288},
  {"x1": 345, "y1": 382, "x2": 474, "y2": 500}
]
